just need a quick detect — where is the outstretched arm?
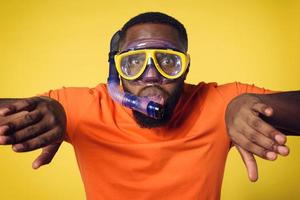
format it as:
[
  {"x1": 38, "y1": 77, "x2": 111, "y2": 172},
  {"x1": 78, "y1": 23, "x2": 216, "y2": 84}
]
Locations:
[
  {"x1": 225, "y1": 91, "x2": 300, "y2": 181},
  {"x1": 0, "y1": 97, "x2": 66, "y2": 169},
  {"x1": 257, "y1": 91, "x2": 300, "y2": 135}
]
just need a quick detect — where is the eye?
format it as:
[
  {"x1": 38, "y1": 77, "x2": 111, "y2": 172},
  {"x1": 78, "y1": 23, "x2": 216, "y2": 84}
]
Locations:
[
  {"x1": 160, "y1": 56, "x2": 175, "y2": 67},
  {"x1": 155, "y1": 52, "x2": 182, "y2": 76},
  {"x1": 129, "y1": 55, "x2": 144, "y2": 67},
  {"x1": 130, "y1": 58, "x2": 141, "y2": 65}
]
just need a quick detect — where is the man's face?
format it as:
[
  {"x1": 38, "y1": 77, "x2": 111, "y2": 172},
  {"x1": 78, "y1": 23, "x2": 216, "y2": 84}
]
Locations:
[{"x1": 119, "y1": 23, "x2": 188, "y2": 128}]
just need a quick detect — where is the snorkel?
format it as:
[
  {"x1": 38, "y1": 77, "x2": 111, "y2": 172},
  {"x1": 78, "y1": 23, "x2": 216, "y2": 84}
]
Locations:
[{"x1": 107, "y1": 31, "x2": 165, "y2": 119}]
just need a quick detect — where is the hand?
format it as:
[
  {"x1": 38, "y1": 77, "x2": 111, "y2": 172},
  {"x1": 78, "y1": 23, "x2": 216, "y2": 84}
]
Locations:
[
  {"x1": 0, "y1": 97, "x2": 66, "y2": 169},
  {"x1": 225, "y1": 94, "x2": 290, "y2": 182}
]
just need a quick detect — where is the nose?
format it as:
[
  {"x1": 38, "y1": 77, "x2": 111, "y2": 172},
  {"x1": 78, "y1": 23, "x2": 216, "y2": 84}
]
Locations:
[{"x1": 141, "y1": 58, "x2": 161, "y2": 82}]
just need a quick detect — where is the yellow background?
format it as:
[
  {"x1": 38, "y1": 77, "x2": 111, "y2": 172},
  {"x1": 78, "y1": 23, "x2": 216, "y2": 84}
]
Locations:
[{"x1": 0, "y1": 0, "x2": 299, "y2": 199}]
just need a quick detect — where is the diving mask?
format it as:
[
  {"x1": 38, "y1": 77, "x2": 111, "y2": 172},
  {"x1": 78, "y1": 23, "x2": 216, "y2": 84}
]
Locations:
[{"x1": 114, "y1": 48, "x2": 189, "y2": 80}]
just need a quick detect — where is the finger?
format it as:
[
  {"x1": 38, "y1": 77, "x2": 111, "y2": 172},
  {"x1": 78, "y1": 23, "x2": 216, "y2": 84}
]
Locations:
[
  {"x1": 2, "y1": 118, "x2": 49, "y2": 144},
  {"x1": 231, "y1": 129, "x2": 277, "y2": 160},
  {"x1": 0, "y1": 97, "x2": 40, "y2": 116},
  {"x1": 247, "y1": 115, "x2": 287, "y2": 145},
  {"x1": 235, "y1": 145, "x2": 258, "y2": 182},
  {"x1": 0, "y1": 110, "x2": 42, "y2": 136},
  {"x1": 0, "y1": 111, "x2": 30, "y2": 135},
  {"x1": 238, "y1": 122, "x2": 276, "y2": 152},
  {"x1": 0, "y1": 111, "x2": 29, "y2": 127},
  {"x1": 252, "y1": 102, "x2": 273, "y2": 117},
  {"x1": 12, "y1": 126, "x2": 63, "y2": 152},
  {"x1": 274, "y1": 145, "x2": 290, "y2": 157},
  {"x1": 241, "y1": 121, "x2": 289, "y2": 156},
  {"x1": 32, "y1": 143, "x2": 61, "y2": 169},
  {"x1": 0, "y1": 125, "x2": 9, "y2": 136},
  {"x1": 0, "y1": 135, "x2": 11, "y2": 145},
  {"x1": 252, "y1": 102, "x2": 287, "y2": 145},
  {"x1": 0, "y1": 108, "x2": 10, "y2": 116}
]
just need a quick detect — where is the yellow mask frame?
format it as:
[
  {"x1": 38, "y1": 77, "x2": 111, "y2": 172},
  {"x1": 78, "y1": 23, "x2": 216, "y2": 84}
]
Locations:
[{"x1": 114, "y1": 49, "x2": 190, "y2": 80}]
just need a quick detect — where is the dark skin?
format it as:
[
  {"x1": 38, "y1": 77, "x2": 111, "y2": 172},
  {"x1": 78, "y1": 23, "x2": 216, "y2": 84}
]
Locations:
[
  {"x1": 119, "y1": 23, "x2": 188, "y2": 104},
  {"x1": 226, "y1": 92, "x2": 300, "y2": 181},
  {"x1": 0, "y1": 97, "x2": 65, "y2": 169},
  {"x1": 0, "y1": 23, "x2": 298, "y2": 183}
]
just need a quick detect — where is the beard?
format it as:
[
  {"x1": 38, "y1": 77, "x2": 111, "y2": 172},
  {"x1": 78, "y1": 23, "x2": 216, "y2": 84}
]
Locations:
[{"x1": 123, "y1": 80, "x2": 184, "y2": 129}]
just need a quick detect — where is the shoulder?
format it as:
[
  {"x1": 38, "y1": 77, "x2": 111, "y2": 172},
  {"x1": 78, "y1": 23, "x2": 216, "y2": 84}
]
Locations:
[
  {"x1": 42, "y1": 83, "x2": 108, "y2": 101},
  {"x1": 183, "y1": 81, "x2": 271, "y2": 104},
  {"x1": 183, "y1": 82, "x2": 218, "y2": 95},
  {"x1": 216, "y1": 82, "x2": 272, "y2": 100},
  {"x1": 40, "y1": 83, "x2": 112, "y2": 114}
]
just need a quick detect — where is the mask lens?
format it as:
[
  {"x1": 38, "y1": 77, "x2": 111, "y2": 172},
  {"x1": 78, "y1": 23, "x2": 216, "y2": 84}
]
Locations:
[
  {"x1": 120, "y1": 53, "x2": 146, "y2": 78},
  {"x1": 155, "y1": 52, "x2": 182, "y2": 76}
]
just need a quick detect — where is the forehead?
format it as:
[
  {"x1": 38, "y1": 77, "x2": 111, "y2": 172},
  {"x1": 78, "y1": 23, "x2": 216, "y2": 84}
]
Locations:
[{"x1": 119, "y1": 23, "x2": 185, "y2": 52}]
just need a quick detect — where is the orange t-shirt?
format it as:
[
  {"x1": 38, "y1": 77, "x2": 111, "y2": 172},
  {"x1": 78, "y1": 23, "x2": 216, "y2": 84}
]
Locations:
[{"x1": 43, "y1": 82, "x2": 269, "y2": 200}]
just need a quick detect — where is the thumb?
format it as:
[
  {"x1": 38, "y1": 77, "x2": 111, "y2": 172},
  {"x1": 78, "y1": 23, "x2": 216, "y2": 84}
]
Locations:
[
  {"x1": 252, "y1": 102, "x2": 273, "y2": 117},
  {"x1": 235, "y1": 145, "x2": 259, "y2": 182},
  {"x1": 32, "y1": 143, "x2": 61, "y2": 169}
]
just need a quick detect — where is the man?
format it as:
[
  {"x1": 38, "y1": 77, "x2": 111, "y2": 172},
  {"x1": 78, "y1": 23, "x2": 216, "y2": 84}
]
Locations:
[{"x1": 0, "y1": 12, "x2": 299, "y2": 200}]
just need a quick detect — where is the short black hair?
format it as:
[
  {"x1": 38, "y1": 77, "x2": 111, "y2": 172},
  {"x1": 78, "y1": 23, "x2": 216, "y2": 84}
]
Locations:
[{"x1": 119, "y1": 12, "x2": 188, "y2": 51}]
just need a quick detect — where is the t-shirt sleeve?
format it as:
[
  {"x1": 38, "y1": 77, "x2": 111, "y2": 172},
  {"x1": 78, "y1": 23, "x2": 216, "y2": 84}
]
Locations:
[
  {"x1": 216, "y1": 82, "x2": 275, "y2": 104},
  {"x1": 39, "y1": 87, "x2": 97, "y2": 144}
]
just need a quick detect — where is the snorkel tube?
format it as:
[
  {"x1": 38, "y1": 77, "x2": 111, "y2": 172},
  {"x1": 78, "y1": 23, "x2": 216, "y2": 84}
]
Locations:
[{"x1": 107, "y1": 31, "x2": 165, "y2": 119}]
